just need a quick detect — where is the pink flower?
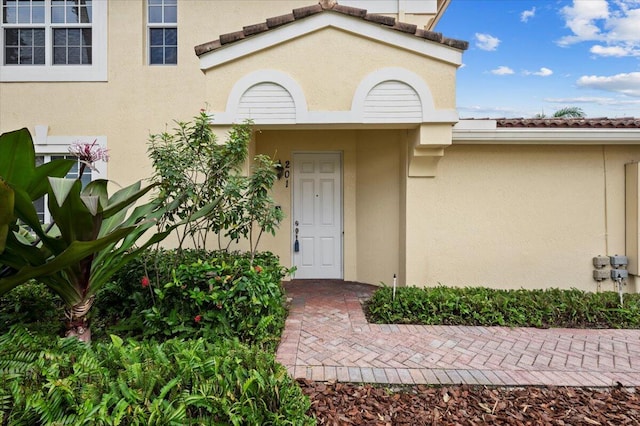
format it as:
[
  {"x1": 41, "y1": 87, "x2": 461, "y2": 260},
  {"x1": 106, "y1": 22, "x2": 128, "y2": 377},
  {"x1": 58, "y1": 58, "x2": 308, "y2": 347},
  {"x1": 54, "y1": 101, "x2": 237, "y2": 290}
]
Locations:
[
  {"x1": 68, "y1": 139, "x2": 109, "y2": 164},
  {"x1": 254, "y1": 265, "x2": 263, "y2": 273},
  {"x1": 194, "y1": 315, "x2": 202, "y2": 323},
  {"x1": 141, "y1": 276, "x2": 150, "y2": 288}
]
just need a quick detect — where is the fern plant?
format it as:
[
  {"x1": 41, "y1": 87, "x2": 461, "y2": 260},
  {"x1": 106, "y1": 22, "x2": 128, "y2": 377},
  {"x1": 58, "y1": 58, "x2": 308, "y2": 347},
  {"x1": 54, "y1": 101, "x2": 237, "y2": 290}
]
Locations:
[{"x1": 0, "y1": 327, "x2": 313, "y2": 425}]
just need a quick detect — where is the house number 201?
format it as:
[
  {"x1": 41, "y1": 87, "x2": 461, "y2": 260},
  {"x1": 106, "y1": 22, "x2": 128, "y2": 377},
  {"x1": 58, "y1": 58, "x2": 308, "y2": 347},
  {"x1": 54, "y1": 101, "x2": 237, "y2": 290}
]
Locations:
[{"x1": 284, "y1": 160, "x2": 290, "y2": 188}]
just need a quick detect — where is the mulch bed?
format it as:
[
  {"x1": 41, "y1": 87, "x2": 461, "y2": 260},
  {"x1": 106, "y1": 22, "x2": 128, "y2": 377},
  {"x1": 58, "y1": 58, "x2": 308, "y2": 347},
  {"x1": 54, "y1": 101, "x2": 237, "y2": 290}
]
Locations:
[{"x1": 299, "y1": 379, "x2": 640, "y2": 425}]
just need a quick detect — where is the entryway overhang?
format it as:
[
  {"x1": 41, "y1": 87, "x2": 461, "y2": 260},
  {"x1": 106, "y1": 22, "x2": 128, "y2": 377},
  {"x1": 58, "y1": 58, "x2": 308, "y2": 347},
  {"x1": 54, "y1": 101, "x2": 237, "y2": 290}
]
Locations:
[
  {"x1": 194, "y1": 2, "x2": 468, "y2": 177},
  {"x1": 203, "y1": 66, "x2": 457, "y2": 177}
]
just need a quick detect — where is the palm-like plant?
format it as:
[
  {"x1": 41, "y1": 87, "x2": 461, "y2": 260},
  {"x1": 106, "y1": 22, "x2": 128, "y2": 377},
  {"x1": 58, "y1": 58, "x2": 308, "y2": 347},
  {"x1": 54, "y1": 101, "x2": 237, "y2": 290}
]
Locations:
[
  {"x1": 534, "y1": 107, "x2": 586, "y2": 119},
  {"x1": 0, "y1": 128, "x2": 215, "y2": 341},
  {"x1": 553, "y1": 107, "x2": 586, "y2": 118}
]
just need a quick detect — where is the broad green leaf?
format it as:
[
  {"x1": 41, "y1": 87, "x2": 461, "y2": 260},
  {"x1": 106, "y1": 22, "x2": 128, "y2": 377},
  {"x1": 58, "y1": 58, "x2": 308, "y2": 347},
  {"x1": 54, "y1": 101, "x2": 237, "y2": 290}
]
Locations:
[
  {"x1": 0, "y1": 179, "x2": 13, "y2": 253},
  {"x1": 0, "y1": 225, "x2": 136, "y2": 299},
  {"x1": 10, "y1": 187, "x2": 65, "y2": 252},
  {"x1": 47, "y1": 178, "x2": 97, "y2": 244},
  {"x1": 82, "y1": 179, "x2": 109, "y2": 212},
  {"x1": 81, "y1": 195, "x2": 100, "y2": 216},
  {"x1": 101, "y1": 181, "x2": 157, "y2": 220},
  {"x1": 0, "y1": 128, "x2": 35, "y2": 189},
  {"x1": 99, "y1": 181, "x2": 149, "y2": 234},
  {"x1": 0, "y1": 232, "x2": 48, "y2": 268},
  {"x1": 28, "y1": 158, "x2": 74, "y2": 200},
  {"x1": 48, "y1": 177, "x2": 77, "y2": 208}
]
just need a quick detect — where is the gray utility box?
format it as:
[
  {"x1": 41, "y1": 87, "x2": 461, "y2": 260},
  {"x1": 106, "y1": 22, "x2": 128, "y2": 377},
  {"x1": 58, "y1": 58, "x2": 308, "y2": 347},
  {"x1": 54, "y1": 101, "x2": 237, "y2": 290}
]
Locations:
[
  {"x1": 593, "y1": 269, "x2": 609, "y2": 281},
  {"x1": 611, "y1": 269, "x2": 629, "y2": 280},
  {"x1": 593, "y1": 256, "x2": 610, "y2": 268},
  {"x1": 609, "y1": 255, "x2": 628, "y2": 268}
]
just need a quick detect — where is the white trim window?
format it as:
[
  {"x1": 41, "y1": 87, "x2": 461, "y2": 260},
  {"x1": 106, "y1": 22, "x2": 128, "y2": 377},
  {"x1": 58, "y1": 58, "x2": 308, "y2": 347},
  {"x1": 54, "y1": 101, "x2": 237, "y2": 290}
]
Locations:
[
  {"x1": 147, "y1": 0, "x2": 176, "y2": 65},
  {"x1": 0, "y1": 0, "x2": 107, "y2": 82}
]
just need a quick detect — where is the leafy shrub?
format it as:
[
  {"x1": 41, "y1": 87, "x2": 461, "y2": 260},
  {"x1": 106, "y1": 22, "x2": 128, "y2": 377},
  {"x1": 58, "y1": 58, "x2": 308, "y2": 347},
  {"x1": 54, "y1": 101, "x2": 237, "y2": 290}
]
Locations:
[
  {"x1": 148, "y1": 112, "x2": 283, "y2": 256},
  {"x1": 366, "y1": 286, "x2": 640, "y2": 329},
  {"x1": 0, "y1": 326, "x2": 313, "y2": 425},
  {"x1": 90, "y1": 248, "x2": 203, "y2": 339},
  {"x1": 0, "y1": 281, "x2": 64, "y2": 336},
  {"x1": 93, "y1": 249, "x2": 289, "y2": 350}
]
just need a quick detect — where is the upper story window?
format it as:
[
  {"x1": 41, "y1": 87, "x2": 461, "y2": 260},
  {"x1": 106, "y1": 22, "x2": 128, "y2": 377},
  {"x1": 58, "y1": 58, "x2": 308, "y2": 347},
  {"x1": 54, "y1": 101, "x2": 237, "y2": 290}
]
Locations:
[
  {"x1": 0, "y1": 0, "x2": 106, "y2": 81},
  {"x1": 147, "y1": 0, "x2": 176, "y2": 65}
]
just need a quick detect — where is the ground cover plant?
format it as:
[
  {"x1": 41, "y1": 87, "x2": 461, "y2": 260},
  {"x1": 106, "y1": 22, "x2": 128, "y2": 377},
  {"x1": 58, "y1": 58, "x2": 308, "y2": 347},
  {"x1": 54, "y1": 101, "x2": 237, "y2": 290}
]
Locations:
[
  {"x1": 0, "y1": 327, "x2": 313, "y2": 425},
  {"x1": 0, "y1": 248, "x2": 305, "y2": 425},
  {"x1": 366, "y1": 286, "x2": 640, "y2": 328}
]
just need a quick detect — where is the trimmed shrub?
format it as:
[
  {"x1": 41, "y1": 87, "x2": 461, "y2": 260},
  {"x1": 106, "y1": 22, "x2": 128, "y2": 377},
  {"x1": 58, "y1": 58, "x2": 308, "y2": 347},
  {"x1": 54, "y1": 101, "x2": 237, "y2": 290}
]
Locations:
[
  {"x1": 0, "y1": 326, "x2": 313, "y2": 425},
  {"x1": 366, "y1": 286, "x2": 640, "y2": 329},
  {"x1": 93, "y1": 249, "x2": 289, "y2": 350}
]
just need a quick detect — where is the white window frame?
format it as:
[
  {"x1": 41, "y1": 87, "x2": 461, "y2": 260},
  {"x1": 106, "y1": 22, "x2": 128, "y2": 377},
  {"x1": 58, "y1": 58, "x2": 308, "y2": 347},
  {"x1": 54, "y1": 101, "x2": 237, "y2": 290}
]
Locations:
[
  {"x1": 0, "y1": 0, "x2": 107, "y2": 82},
  {"x1": 147, "y1": 0, "x2": 177, "y2": 66},
  {"x1": 33, "y1": 124, "x2": 107, "y2": 223}
]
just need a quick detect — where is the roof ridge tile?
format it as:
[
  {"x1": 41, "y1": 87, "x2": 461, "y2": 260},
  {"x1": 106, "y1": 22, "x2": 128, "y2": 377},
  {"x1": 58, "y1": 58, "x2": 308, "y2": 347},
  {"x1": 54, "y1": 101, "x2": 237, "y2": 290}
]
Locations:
[
  {"x1": 194, "y1": 1, "x2": 469, "y2": 57},
  {"x1": 332, "y1": 4, "x2": 368, "y2": 18},
  {"x1": 492, "y1": 117, "x2": 640, "y2": 128},
  {"x1": 292, "y1": 4, "x2": 323, "y2": 19},
  {"x1": 364, "y1": 13, "x2": 395, "y2": 26},
  {"x1": 265, "y1": 13, "x2": 295, "y2": 29}
]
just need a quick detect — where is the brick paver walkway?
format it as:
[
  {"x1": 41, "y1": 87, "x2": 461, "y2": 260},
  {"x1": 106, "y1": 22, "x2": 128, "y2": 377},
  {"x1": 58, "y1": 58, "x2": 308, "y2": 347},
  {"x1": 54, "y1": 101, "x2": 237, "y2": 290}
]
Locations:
[{"x1": 276, "y1": 280, "x2": 640, "y2": 386}]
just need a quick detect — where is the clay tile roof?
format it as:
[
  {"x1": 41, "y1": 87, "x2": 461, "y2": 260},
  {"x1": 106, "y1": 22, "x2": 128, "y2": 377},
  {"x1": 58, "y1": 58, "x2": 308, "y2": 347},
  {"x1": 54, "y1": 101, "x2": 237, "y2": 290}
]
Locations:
[
  {"x1": 194, "y1": 1, "x2": 469, "y2": 57},
  {"x1": 495, "y1": 117, "x2": 640, "y2": 129}
]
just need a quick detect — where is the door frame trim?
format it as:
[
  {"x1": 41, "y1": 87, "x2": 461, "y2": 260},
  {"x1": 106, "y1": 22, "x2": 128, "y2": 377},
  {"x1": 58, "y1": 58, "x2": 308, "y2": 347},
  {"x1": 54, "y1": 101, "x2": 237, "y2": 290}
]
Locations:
[{"x1": 291, "y1": 151, "x2": 344, "y2": 279}]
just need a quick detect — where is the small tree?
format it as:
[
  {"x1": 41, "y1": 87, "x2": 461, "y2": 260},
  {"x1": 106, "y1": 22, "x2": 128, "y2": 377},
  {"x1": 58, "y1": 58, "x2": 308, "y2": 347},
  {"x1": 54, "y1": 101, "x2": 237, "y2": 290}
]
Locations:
[
  {"x1": 0, "y1": 129, "x2": 212, "y2": 341},
  {"x1": 148, "y1": 110, "x2": 283, "y2": 258}
]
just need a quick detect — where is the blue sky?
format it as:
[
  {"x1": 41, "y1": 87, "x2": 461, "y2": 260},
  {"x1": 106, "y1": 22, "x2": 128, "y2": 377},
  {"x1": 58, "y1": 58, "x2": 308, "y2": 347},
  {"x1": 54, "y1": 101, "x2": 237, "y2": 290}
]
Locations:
[{"x1": 436, "y1": 0, "x2": 640, "y2": 118}]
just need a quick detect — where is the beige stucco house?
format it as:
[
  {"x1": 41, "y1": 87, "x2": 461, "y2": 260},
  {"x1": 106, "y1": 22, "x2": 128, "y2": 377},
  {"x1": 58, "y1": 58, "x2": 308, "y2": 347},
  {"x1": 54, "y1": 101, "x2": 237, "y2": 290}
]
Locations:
[{"x1": 2, "y1": 0, "x2": 640, "y2": 293}]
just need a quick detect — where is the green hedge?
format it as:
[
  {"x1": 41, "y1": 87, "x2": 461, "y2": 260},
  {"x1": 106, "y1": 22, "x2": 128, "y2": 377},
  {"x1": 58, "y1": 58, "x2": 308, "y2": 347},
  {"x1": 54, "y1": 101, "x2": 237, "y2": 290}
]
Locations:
[
  {"x1": 92, "y1": 249, "x2": 288, "y2": 350},
  {"x1": 366, "y1": 286, "x2": 640, "y2": 328},
  {"x1": 0, "y1": 327, "x2": 313, "y2": 425}
]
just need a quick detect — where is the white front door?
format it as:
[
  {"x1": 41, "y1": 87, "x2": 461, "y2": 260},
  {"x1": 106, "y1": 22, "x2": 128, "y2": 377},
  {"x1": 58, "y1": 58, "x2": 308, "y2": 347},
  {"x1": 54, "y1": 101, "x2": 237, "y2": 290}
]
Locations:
[{"x1": 292, "y1": 152, "x2": 342, "y2": 279}]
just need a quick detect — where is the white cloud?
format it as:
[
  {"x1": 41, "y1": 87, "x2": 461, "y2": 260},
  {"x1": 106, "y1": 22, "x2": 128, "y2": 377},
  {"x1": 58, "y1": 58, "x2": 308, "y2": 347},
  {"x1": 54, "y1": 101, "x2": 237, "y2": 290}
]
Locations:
[
  {"x1": 590, "y1": 44, "x2": 639, "y2": 56},
  {"x1": 557, "y1": 0, "x2": 640, "y2": 57},
  {"x1": 475, "y1": 33, "x2": 500, "y2": 51},
  {"x1": 491, "y1": 66, "x2": 515, "y2": 75},
  {"x1": 576, "y1": 72, "x2": 640, "y2": 97},
  {"x1": 521, "y1": 7, "x2": 536, "y2": 22},
  {"x1": 524, "y1": 67, "x2": 554, "y2": 77},
  {"x1": 557, "y1": 0, "x2": 609, "y2": 46}
]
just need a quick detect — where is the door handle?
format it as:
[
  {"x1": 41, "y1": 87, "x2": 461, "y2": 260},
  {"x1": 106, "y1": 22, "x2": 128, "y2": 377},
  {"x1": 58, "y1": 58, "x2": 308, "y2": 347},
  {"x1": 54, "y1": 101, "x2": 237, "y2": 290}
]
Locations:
[{"x1": 294, "y1": 221, "x2": 300, "y2": 252}]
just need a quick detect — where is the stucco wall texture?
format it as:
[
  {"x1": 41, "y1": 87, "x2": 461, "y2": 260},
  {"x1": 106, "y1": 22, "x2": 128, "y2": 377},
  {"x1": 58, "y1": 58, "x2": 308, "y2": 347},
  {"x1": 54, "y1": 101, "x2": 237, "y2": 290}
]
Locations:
[{"x1": 2, "y1": 1, "x2": 638, "y2": 292}]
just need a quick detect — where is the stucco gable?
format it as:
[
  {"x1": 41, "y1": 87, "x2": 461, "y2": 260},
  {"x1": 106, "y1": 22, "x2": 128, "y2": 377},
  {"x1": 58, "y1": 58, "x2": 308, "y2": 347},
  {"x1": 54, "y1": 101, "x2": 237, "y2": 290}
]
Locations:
[{"x1": 195, "y1": 1, "x2": 468, "y2": 70}]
